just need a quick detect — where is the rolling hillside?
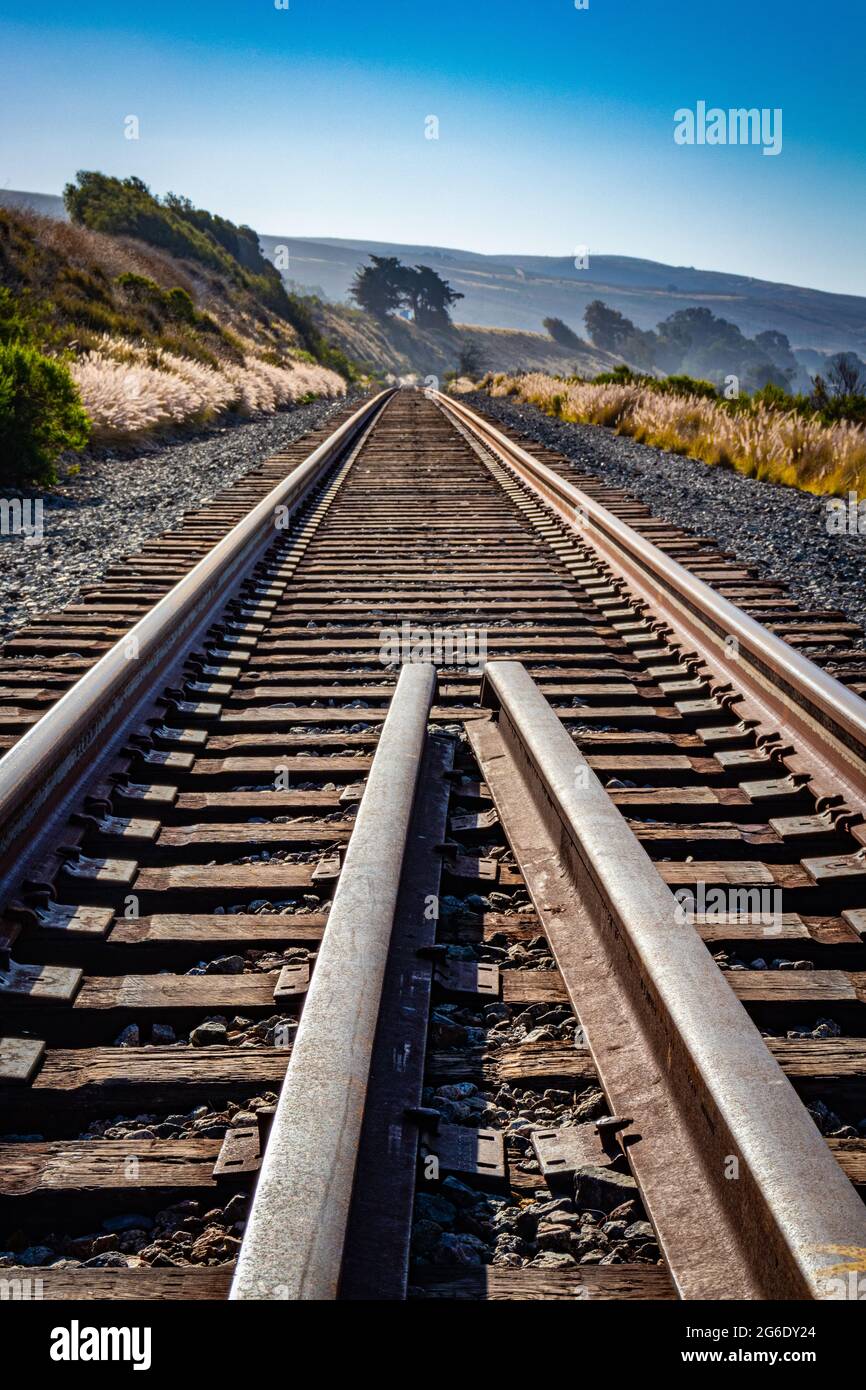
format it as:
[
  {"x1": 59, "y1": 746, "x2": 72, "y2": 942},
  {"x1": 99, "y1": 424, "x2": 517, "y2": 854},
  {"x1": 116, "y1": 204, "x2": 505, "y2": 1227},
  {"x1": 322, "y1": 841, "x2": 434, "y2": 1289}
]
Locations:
[
  {"x1": 259, "y1": 235, "x2": 866, "y2": 357},
  {"x1": 309, "y1": 304, "x2": 618, "y2": 381},
  {"x1": 6, "y1": 187, "x2": 865, "y2": 368},
  {"x1": 6, "y1": 191, "x2": 866, "y2": 375},
  {"x1": 0, "y1": 185, "x2": 348, "y2": 457}
]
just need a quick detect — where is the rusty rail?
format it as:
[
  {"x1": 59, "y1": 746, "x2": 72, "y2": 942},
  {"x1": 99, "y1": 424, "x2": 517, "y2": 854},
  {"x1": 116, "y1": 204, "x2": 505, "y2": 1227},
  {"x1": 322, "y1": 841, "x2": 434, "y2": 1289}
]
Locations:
[
  {"x1": 468, "y1": 661, "x2": 866, "y2": 1300},
  {"x1": 0, "y1": 389, "x2": 395, "y2": 900},
  {"x1": 231, "y1": 663, "x2": 437, "y2": 1301},
  {"x1": 435, "y1": 390, "x2": 866, "y2": 837}
]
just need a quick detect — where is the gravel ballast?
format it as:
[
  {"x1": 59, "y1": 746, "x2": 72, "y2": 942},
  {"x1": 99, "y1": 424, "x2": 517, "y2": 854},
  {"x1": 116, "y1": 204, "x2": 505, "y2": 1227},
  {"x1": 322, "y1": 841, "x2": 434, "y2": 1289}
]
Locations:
[
  {"x1": 467, "y1": 393, "x2": 866, "y2": 639},
  {"x1": 4, "y1": 388, "x2": 864, "y2": 647},
  {"x1": 0, "y1": 394, "x2": 360, "y2": 643}
]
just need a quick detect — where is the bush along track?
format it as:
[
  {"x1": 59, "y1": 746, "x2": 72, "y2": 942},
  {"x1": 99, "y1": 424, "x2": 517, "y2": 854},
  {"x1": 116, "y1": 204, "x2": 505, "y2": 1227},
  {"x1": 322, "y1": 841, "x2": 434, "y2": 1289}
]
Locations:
[
  {"x1": 469, "y1": 370, "x2": 866, "y2": 499},
  {"x1": 0, "y1": 287, "x2": 90, "y2": 487}
]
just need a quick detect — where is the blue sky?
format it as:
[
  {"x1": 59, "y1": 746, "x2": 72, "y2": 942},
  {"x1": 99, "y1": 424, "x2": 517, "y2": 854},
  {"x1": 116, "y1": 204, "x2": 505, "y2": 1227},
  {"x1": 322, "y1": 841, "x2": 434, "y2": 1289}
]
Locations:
[{"x1": 1, "y1": 0, "x2": 864, "y2": 294}]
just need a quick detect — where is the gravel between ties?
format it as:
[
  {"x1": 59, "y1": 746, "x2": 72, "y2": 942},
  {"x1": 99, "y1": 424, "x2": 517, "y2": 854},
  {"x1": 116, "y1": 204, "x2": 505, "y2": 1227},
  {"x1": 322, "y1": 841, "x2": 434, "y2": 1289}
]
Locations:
[
  {"x1": 7, "y1": 389, "x2": 862, "y2": 645},
  {"x1": 467, "y1": 393, "x2": 866, "y2": 640},
  {"x1": 0, "y1": 394, "x2": 362, "y2": 644}
]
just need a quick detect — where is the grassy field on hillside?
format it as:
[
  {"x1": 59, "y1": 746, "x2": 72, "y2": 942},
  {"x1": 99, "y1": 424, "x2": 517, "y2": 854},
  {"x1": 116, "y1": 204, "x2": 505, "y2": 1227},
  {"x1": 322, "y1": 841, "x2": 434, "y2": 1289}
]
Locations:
[{"x1": 0, "y1": 177, "x2": 353, "y2": 477}]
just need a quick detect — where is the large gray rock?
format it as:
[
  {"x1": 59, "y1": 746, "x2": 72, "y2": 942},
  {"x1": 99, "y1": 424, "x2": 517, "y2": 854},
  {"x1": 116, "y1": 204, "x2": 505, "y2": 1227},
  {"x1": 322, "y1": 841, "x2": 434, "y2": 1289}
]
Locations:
[
  {"x1": 189, "y1": 1020, "x2": 228, "y2": 1047},
  {"x1": 574, "y1": 1164, "x2": 638, "y2": 1213}
]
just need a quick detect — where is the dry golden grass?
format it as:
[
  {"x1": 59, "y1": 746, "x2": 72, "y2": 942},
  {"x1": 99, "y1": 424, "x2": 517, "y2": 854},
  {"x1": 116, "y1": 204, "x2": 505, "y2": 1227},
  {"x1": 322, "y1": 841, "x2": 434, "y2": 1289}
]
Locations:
[
  {"x1": 480, "y1": 373, "x2": 866, "y2": 498},
  {"x1": 70, "y1": 336, "x2": 345, "y2": 444},
  {"x1": 20, "y1": 213, "x2": 200, "y2": 300}
]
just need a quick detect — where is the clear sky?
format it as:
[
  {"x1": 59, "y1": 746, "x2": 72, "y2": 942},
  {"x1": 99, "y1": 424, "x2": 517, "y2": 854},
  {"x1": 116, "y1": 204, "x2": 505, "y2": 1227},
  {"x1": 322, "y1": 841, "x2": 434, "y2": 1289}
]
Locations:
[{"x1": 1, "y1": 0, "x2": 864, "y2": 295}]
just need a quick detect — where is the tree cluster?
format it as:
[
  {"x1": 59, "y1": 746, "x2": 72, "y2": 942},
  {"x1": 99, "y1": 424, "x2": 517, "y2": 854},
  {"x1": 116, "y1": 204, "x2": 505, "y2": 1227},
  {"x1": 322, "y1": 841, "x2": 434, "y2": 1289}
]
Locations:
[
  {"x1": 580, "y1": 299, "x2": 800, "y2": 392},
  {"x1": 542, "y1": 316, "x2": 586, "y2": 350},
  {"x1": 575, "y1": 299, "x2": 866, "y2": 421},
  {"x1": 64, "y1": 174, "x2": 273, "y2": 290},
  {"x1": 350, "y1": 256, "x2": 464, "y2": 328}
]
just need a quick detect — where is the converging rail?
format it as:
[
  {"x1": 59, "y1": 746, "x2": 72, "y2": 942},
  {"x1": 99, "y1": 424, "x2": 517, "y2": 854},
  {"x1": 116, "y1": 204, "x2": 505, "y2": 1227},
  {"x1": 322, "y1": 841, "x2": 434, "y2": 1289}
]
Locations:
[
  {"x1": 232, "y1": 663, "x2": 436, "y2": 1300},
  {"x1": 435, "y1": 391, "x2": 866, "y2": 824},
  {"x1": 0, "y1": 389, "x2": 395, "y2": 899},
  {"x1": 469, "y1": 663, "x2": 866, "y2": 1300},
  {"x1": 1, "y1": 387, "x2": 866, "y2": 1302}
]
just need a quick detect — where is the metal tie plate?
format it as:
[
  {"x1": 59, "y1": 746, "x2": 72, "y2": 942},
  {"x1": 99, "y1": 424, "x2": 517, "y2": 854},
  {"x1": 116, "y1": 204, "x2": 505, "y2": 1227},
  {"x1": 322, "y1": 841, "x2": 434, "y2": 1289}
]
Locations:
[
  {"x1": 801, "y1": 853, "x2": 866, "y2": 885},
  {"x1": 423, "y1": 1124, "x2": 507, "y2": 1183},
  {"x1": 530, "y1": 1123, "x2": 612, "y2": 1187},
  {"x1": 273, "y1": 963, "x2": 310, "y2": 1003},
  {"x1": 213, "y1": 1124, "x2": 262, "y2": 1179},
  {"x1": 433, "y1": 958, "x2": 500, "y2": 998},
  {"x1": 448, "y1": 855, "x2": 498, "y2": 882}
]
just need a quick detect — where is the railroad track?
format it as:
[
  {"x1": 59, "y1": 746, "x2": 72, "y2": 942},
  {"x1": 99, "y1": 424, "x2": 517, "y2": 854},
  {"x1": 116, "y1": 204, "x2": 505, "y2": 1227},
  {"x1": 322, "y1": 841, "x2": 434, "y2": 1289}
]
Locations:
[{"x1": 2, "y1": 387, "x2": 866, "y2": 1302}]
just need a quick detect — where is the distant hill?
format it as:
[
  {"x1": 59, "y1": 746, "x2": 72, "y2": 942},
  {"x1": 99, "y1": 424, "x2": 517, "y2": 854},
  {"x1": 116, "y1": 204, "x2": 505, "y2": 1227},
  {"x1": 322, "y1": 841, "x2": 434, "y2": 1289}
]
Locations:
[
  {"x1": 0, "y1": 189, "x2": 68, "y2": 221},
  {"x1": 7, "y1": 188, "x2": 865, "y2": 364},
  {"x1": 256, "y1": 234, "x2": 866, "y2": 359}
]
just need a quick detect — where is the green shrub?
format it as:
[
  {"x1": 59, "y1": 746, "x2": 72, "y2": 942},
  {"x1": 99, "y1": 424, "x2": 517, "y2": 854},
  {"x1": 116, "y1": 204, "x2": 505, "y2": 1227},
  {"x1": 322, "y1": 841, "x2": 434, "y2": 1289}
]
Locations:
[
  {"x1": 115, "y1": 271, "x2": 162, "y2": 300},
  {"x1": 57, "y1": 265, "x2": 113, "y2": 303},
  {"x1": 0, "y1": 343, "x2": 90, "y2": 486},
  {"x1": 0, "y1": 286, "x2": 31, "y2": 346},
  {"x1": 543, "y1": 316, "x2": 585, "y2": 349},
  {"x1": 164, "y1": 287, "x2": 196, "y2": 324},
  {"x1": 308, "y1": 337, "x2": 358, "y2": 382},
  {"x1": 661, "y1": 374, "x2": 718, "y2": 399},
  {"x1": 49, "y1": 291, "x2": 140, "y2": 337},
  {"x1": 116, "y1": 274, "x2": 196, "y2": 326},
  {"x1": 591, "y1": 367, "x2": 719, "y2": 399},
  {"x1": 593, "y1": 364, "x2": 642, "y2": 385},
  {"x1": 195, "y1": 313, "x2": 224, "y2": 338},
  {"x1": 153, "y1": 332, "x2": 220, "y2": 368}
]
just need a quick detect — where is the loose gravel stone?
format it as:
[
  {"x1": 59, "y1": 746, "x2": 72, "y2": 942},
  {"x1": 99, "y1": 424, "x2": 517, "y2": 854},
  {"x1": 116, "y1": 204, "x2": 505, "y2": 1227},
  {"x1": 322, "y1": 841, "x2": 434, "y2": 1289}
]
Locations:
[
  {"x1": 0, "y1": 394, "x2": 361, "y2": 642},
  {"x1": 17, "y1": 1245, "x2": 55, "y2": 1266},
  {"x1": 1, "y1": 1193, "x2": 252, "y2": 1270},
  {"x1": 113, "y1": 1024, "x2": 140, "y2": 1047},
  {"x1": 574, "y1": 1165, "x2": 638, "y2": 1212},
  {"x1": 189, "y1": 1019, "x2": 228, "y2": 1047},
  {"x1": 409, "y1": 1069, "x2": 660, "y2": 1271}
]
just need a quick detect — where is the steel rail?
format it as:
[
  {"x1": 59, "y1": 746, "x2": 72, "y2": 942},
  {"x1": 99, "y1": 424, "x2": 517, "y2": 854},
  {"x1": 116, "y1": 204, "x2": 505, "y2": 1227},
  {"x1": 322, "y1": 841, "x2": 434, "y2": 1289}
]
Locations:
[
  {"x1": 471, "y1": 661, "x2": 866, "y2": 1299},
  {"x1": 337, "y1": 731, "x2": 455, "y2": 1301},
  {"x1": 434, "y1": 390, "x2": 866, "y2": 836},
  {"x1": 231, "y1": 662, "x2": 437, "y2": 1302},
  {"x1": 0, "y1": 389, "x2": 395, "y2": 901}
]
